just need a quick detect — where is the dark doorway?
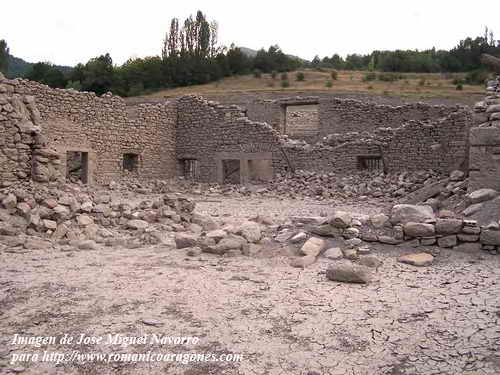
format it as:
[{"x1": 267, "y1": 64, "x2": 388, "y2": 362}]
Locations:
[
  {"x1": 123, "y1": 153, "x2": 139, "y2": 173},
  {"x1": 222, "y1": 160, "x2": 240, "y2": 184},
  {"x1": 66, "y1": 151, "x2": 89, "y2": 184},
  {"x1": 182, "y1": 159, "x2": 199, "y2": 180}
]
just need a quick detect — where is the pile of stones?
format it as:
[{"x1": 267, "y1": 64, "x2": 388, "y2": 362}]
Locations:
[
  {"x1": 473, "y1": 75, "x2": 500, "y2": 128},
  {"x1": 173, "y1": 215, "x2": 275, "y2": 258},
  {"x1": 0, "y1": 181, "x2": 200, "y2": 251},
  {"x1": 265, "y1": 169, "x2": 443, "y2": 200}
]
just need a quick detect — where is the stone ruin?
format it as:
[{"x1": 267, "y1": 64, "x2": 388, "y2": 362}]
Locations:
[
  {"x1": 0, "y1": 71, "x2": 477, "y2": 187},
  {"x1": 1, "y1": 68, "x2": 499, "y2": 256}
]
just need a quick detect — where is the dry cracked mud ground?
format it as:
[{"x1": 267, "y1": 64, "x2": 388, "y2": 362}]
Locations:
[{"x1": 1, "y1": 197, "x2": 499, "y2": 375}]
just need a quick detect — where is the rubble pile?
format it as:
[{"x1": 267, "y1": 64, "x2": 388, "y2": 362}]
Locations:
[
  {"x1": 266, "y1": 169, "x2": 444, "y2": 200},
  {"x1": 273, "y1": 188, "x2": 499, "y2": 274},
  {"x1": 0, "y1": 181, "x2": 199, "y2": 251}
]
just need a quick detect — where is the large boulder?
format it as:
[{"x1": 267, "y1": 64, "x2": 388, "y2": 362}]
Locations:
[
  {"x1": 326, "y1": 262, "x2": 371, "y2": 284},
  {"x1": 403, "y1": 222, "x2": 435, "y2": 237},
  {"x1": 127, "y1": 219, "x2": 149, "y2": 230},
  {"x1": 398, "y1": 253, "x2": 434, "y2": 267},
  {"x1": 435, "y1": 219, "x2": 463, "y2": 235},
  {"x1": 191, "y1": 213, "x2": 218, "y2": 231},
  {"x1": 299, "y1": 237, "x2": 327, "y2": 257},
  {"x1": 329, "y1": 211, "x2": 352, "y2": 229},
  {"x1": 238, "y1": 221, "x2": 262, "y2": 243},
  {"x1": 467, "y1": 189, "x2": 498, "y2": 205},
  {"x1": 175, "y1": 233, "x2": 199, "y2": 249},
  {"x1": 390, "y1": 205, "x2": 435, "y2": 225},
  {"x1": 480, "y1": 230, "x2": 500, "y2": 245}
]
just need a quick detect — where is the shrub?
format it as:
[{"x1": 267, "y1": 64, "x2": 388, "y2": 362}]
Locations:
[
  {"x1": 331, "y1": 70, "x2": 338, "y2": 80},
  {"x1": 267, "y1": 81, "x2": 275, "y2": 88},
  {"x1": 378, "y1": 72, "x2": 402, "y2": 82},
  {"x1": 253, "y1": 69, "x2": 262, "y2": 78},
  {"x1": 281, "y1": 80, "x2": 290, "y2": 88},
  {"x1": 271, "y1": 71, "x2": 277, "y2": 79},
  {"x1": 362, "y1": 72, "x2": 377, "y2": 82},
  {"x1": 280, "y1": 72, "x2": 288, "y2": 81},
  {"x1": 418, "y1": 78, "x2": 426, "y2": 86},
  {"x1": 456, "y1": 83, "x2": 463, "y2": 90},
  {"x1": 325, "y1": 80, "x2": 333, "y2": 88},
  {"x1": 367, "y1": 85, "x2": 373, "y2": 90},
  {"x1": 295, "y1": 72, "x2": 305, "y2": 81},
  {"x1": 464, "y1": 70, "x2": 489, "y2": 85},
  {"x1": 66, "y1": 80, "x2": 82, "y2": 91},
  {"x1": 452, "y1": 78, "x2": 465, "y2": 85},
  {"x1": 350, "y1": 74, "x2": 354, "y2": 81}
]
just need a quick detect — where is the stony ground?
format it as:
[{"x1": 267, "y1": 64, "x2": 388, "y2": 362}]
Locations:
[{"x1": 1, "y1": 197, "x2": 499, "y2": 375}]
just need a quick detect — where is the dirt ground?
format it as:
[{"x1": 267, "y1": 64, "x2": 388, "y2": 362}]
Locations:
[{"x1": 1, "y1": 196, "x2": 499, "y2": 375}]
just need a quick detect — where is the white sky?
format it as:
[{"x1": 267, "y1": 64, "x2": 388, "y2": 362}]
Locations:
[{"x1": 2, "y1": 0, "x2": 499, "y2": 66}]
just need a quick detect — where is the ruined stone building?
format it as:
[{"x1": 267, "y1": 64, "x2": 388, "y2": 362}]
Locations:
[{"x1": 1, "y1": 72, "x2": 499, "y2": 190}]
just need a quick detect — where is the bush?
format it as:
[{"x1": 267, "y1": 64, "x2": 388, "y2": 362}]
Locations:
[
  {"x1": 271, "y1": 71, "x2": 277, "y2": 79},
  {"x1": 281, "y1": 80, "x2": 290, "y2": 88},
  {"x1": 66, "y1": 80, "x2": 82, "y2": 91},
  {"x1": 362, "y1": 72, "x2": 377, "y2": 82},
  {"x1": 456, "y1": 83, "x2": 463, "y2": 90},
  {"x1": 280, "y1": 72, "x2": 288, "y2": 81},
  {"x1": 367, "y1": 85, "x2": 373, "y2": 90},
  {"x1": 253, "y1": 69, "x2": 262, "y2": 78},
  {"x1": 267, "y1": 81, "x2": 275, "y2": 88},
  {"x1": 452, "y1": 78, "x2": 465, "y2": 85},
  {"x1": 378, "y1": 72, "x2": 402, "y2": 82},
  {"x1": 295, "y1": 72, "x2": 305, "y2": 81},
  {"x1": 464, "y1": 70, "x2": 489, "y2": 85},
  {"x1": 325, "y1": 80, "x2": 333, "y2": 88},
  {"x1": 418, "y1": 78, "x2": 426, "y2": 87},
  {"x1": 331, "y1": 70, "x2": 338, "y2": 80}
]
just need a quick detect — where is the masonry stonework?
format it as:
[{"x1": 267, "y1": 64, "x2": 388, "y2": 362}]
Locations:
[{"x1": 1, "y1": 75, "x2": 177, "y2": 186}]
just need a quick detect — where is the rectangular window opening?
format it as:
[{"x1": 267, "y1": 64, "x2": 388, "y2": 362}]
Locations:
[
  {"x1": 123, "y1": 153, "x2": 139, "y2": 173},
  {"x1": 357, "y1": 155, "x2": 383, "y2": 171}
]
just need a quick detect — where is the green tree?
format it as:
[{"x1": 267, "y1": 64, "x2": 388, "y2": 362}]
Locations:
[
  {"x1": 26, "y1": 62, "x2": 67, "y2": 88},
  {"x1": 0, "y1": 39, "x2": 9, "y2": 74}
]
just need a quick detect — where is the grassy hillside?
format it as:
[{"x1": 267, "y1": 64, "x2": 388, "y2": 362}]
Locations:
[
  {"x1": 134, "y1": 69, "x2": 485, "y2": 100},
  {"x1": 6, "y1": 54, "x2": 72, "y2": 79}
]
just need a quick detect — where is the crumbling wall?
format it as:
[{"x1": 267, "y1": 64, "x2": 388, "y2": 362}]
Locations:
[
  {"x1": 177, "y1": 95, "x2": 288, "y2": 182},
  {"x1": 469, "y1": 76, "x2": 500, "y2": 191},
  {"x1": 319, "y1": 98, "x2": 459, "y2": 137},
  {"x1": 383, "y1": 109, "x2": 472, "y2": 173},
  {"x1": 246, "y1": 96, "x2": 460, "y2": 141},
  {"x1": 0, "y1": 73, "x2": 62, "y2": 187},
  {"x1": 7, "y1": 78, "x2": 177, "y2": 184}
]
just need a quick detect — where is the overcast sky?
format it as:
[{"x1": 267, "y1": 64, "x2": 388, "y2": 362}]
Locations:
[{"x1": 2, "y1": 0, "x2": 499, "y2": 66}]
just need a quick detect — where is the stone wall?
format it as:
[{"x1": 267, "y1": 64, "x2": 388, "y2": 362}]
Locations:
[
  {"x1": 246, "y1": 96, "x2": 461, "y2": 142},
  {"x1": 383, "y1": 110, "x2": 472, "y2": 173},
  {"x1": 469, "y1": 76, "x2": 500, "y2": 191},
  {"x1": 1, "y1": 76, "x2": 177, "y2": 185},
  {"x1": 318, "y1": 98, "x2": 459, "y2": 137},
  {"x1": 0, "y1": 73, "x2": 62, "y2": 187},
  {"x1": 176, "y1": 95, "x2": 288, "y2": 183}
]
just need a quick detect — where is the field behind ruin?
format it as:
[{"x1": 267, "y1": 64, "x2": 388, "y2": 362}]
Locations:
[{"x1": 133, "y1": 69, "x2": 485, "y2": 102}]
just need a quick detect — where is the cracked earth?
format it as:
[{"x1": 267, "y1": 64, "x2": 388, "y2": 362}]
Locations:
[{"x1": 1, "y1": 197, "x2": 499, "y2": 375}]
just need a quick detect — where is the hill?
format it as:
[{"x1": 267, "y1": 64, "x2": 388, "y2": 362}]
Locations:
[
  {"x1": 6, "y1": 54, "x2": 73, "y2": 79},
  {"x1": 239, "y1": 46, "x2": 308, "y2": 63},
  {"x1": 127, "y1": 69, "x2": 484, "y2": 105}
]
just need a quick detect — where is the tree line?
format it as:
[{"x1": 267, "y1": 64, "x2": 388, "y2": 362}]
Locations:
[
  {"x1": 1, "y1": 19, "x2": 499, "y2": 96},
  {"x1": 312, "y1": 27, "x2": 500, "y2": 73}
]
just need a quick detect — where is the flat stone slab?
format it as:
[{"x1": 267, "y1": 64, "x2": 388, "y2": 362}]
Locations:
[{"x1": 398, "y1": 253, "x2": 434, "y2": 267}]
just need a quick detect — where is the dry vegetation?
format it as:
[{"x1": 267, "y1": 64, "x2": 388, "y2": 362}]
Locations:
[{"x1": 136, "y1": 69, "x2": 485, "y2": 100}]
